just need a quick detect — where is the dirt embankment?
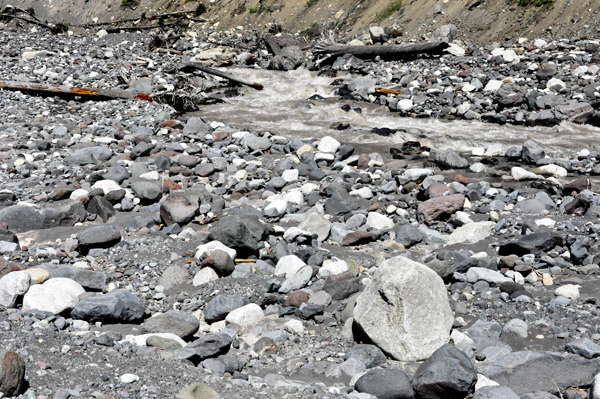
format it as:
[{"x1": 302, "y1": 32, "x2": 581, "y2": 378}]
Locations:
[{"x1": 1, "y1": 0, "x2": 600, "y2": 43}]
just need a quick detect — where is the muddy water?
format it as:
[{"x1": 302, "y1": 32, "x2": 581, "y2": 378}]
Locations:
[{"x1": 192, "y1": 68, "x2": 600, "y2": 157}]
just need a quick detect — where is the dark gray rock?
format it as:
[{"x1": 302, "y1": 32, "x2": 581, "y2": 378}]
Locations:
[
  {"x1": 0, "y1": 200, "x2": 86, "y2": 233},
  {"x1": 77, "y1": 226, "x2": 121, "y2": 254},
  {"x1": 203, "y1": 294, "x2": 245, "y2": 323},
  {"x1": 395, "y1": 224, "x2": 424, "y2": 248},
  {"x1": 354, "y1": 368, "x2": 414, "y2": 399},
  {"x1": 344, "y1": 344, "x2": 386, "y2": 368},
  {"x1": 413, "y1": 344, "x2": 477, "y2": 399},
  {"x1": 433, "y1": 151, "x2": 469, "y2": 169},
  {"x1": 103, "y1": 165, "x2": 130, "y2": 183},
  {"x1": 498, "y1": 232, "x2": 561, "y2": 256},
  {"x1": 188, "y1": 333, "x2": 232, "y2": 360},
  {"x1": 522, "y1": 140, "x2": 546, "y2": 164},
  {"x1": 207, "y1": 215, "x2": 267, "y2": 257},
  {"x1": 71, "y1": 289, "x2": 145, "y2": 323},
  {"x1": 207, "y1": 249, "x2": 235, "y2": 277},
  {"x1": 140, "y1": 310, "x2": 200, "y2": 339},
  {"x1": 86, "y1": 196, "x2": 116, "y2": 223},
  {"x1": 480, "y1": 351, "x2": 600, "y2": 395},
  {"x1": 183, "y1": 117, "x2": 211, "y2": 136},
  {"x1": 565, "y1": 337, "x2": 600, "y2": 359}
]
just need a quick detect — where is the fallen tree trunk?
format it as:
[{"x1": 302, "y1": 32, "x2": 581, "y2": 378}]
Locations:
[
  {"x1": 0, "y1": 13, "x2": 66, "y2": 33},
  {"x1": 313, "y1": 41, "x2": 450, "y2": 61},
  {"x1": 0, "y1": 80, "x2": 152, "y2": 102},
  {"x1": 180, "y1": 61, "x2": 263, "y2": 90}
]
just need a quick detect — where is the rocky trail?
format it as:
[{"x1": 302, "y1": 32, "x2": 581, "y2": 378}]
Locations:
[{"x1": 2, "y1": 15, "x2": 600, "y2": 399}]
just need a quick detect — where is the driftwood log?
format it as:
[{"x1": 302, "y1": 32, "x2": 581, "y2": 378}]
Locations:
[
  {"x1": 313, "y1": 41, "x2": 450, "y2": 61},
  {"x1": 180, "y1": 61, "x2": 264, "y2": 90},
  {"x1": 0, "y1": 80, "x2": 152, "y2": 102}
]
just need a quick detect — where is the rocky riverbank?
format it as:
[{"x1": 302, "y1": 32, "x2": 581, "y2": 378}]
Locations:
[{"x1": 2, "y1": 25, "x2": 600, "y2": 399}]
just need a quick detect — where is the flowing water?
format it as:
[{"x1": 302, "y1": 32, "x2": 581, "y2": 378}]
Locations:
[{"x1": 193, "y1": 68, "x2": 600, "y2": 157}]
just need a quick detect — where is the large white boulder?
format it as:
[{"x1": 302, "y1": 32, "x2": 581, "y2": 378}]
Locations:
[
  {"x1": 225, "y1": 303, "x2": 264, "y2": 328},
  {"x1": 22, "y1": 277, "x2": 84, "y2": 314},
  {"x1": 354, "y1": 256, "x2": 454, "y2": 361},
  {"x1": 0, "y1": 271, "x2": 31, "y2": 308}
]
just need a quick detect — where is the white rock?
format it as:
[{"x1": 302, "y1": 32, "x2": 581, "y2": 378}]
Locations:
[
  {"x1": 461, "y1": 83, "x2": 476, "y2": 93},
  {"x1": 120, "y1": 333, "x2": 186, "y2": 348},
  {"x1": 475, "y1": 374, "x2": 500, "y2": 390},
  {"x1": 96, "y1": 29, "x2": 108, "y2": 37},
  {"x1": 547, "y1": 78, "x2": 566, "y2": 91},
  {"x1": 318, "y1": 260, "x2": 349, "y2": 278},
  {"x1": 22, "y1": 283, "x2": 79, "y2": 315},
  {"x1": 402, "y1": 168, "x2": 434, "y2": 181},
  {"x1": 195, "y1": 241, "x2": 237, "y2": 260},
  {"x1": 275, "y1": 255, "x2": 306, "y2": 278},
  {"x1": 264, "y1": 200, "x2": 287, "y2": 217},
  {"x1": 534, "y1": 164, "x2": 567, "y2": 178},
  {"x1": 573, "y1": 66, "x2": 588, "y2": 77},
  {"x1": 457, "y1": 103, "x2": 472, "y2": 114},
  {"x1": 317, "y1": 136, "x2": 341, "y2": 153},
  {"x1": 446, "y1": 43, "x2": 465, "y2": 56},
  {"x1": 0, "y1": 271, "x2": 31, "y2": 308},
  {"x1": 511, "y1": 167, "x2": 543, "y2": 181},
  {"x1": 579, "y1": 149, "x2": 591, "y2": 158},
  {"x1": 397, "y1": 99, "x2": 414, "y2": 112},
  {"x1": 301, "y1": 183, "x2": 319, "y2": 195},
  {"x1": 281, "y1": 169, "x2": 299, "y2": 183},
  {"x1": 139, "y1": 171, "x2": 160, "y2": 180},
  {"x1": 451, "y1": 330, "x2": 475, "y2": 359},
  {"x1": 283, "y1": 319, "x2": 304, "y2": 335},
  {"x1": 502, "y1": 49, "x2": 518, "y2": 63},
  {"x1": 70, "y1": 189, "x2": 89, "y2": 200},
  {"x1": 466, "y1": 267, "x2": 511, "y2": 285},
  {"x1": 471, "y1": 147, "x2": 486, "y2": 156},
  {"x1": 192, "y1": 267, "x2": 219, "y2": 286},
  {"x1": 350, "y1": 187, "x2": 373, "y2": 199},
  {"x1": 535, "y1": 218, "x2": 556, "y2": 227},
  {"x1": 282, "y1": 190, "x2": 304, "y2": 205},
  {"x1": 353, "y1": 256, "x2": 454, "y2": 361},
  {"x1": 554, "y1": 284, "x2": 580, "y2": 301},
  {"x1": 92, "y1": 180, "x2": 122, "y2": 195},
  {"x1": 534, "y1": 39, "x2": 547, "y2": 48},
  {"x1": 483, "y1": 80, "x2": 503, "y2": 93},
  {"x1": 468, "y1": 163, "x2": 487, "y2": 173},
  {"x1": 225, "y1": 303, "x2": 264, "y2": 328},
  {"x1": 453, "y1": 211, "x2": 473, "y2": 226},
  {"x1": 446, "y1": 221, "x2": 495, "y2": 246},
  {"x1": 365, "y1": 212, "x2": 394, "y2": 230},
  {"x1": 120, "y1": 374, "x2": 139, "y2": 383}
]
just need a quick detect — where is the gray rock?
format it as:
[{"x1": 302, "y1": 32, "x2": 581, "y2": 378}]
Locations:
[
  {"x1": 345, "y1": 344, "x2": 386, "y2": 368},
  {"x1": 146, "y1": 335, "x2": 183, "y2": 351},
  {"x1": 160, "y1": 191, "x2": 200, "y2": 226},
  {"x1": 354, "y1": 368, "x2": 414, "y2": 399},
  {"x1": 103, "y1": 165, "x2": 130, "y2": 183},
  {"x1": 412, "y1": 344, "x2": 477, "y2": 399},
  {"x1": 0, "y1": 200, "x2": 86, "y2": 233},
  {"x1": 395, "y1": 224, "x2": 424, "y2": 248},
  {"x1": 354, "y1": 256, "x2": 453, "y2": 361},
  {"x1": 244, "y1": 134, "x2": 272, "y2": 152},
  {"x1": 502, "y1": 319, "x2": 528, "y2": 338},
  {"x1": 278, "y1": 265, "x2": 313, "y2": 294},
  {"x1": 522, "y1": 140, "x2": 546, "y2": 164},
  {"x1": 207, "y1": 249, "x2": 235, "y2": 277},
  {"x1": 131, "y1": 181, "x2": 162, "y2": 204},
  {"x1": 158, "y1": 266, "x2": 189, "y2": 289},
  {"x1": 141, "y1": 310, "x2": 200, "y2": 339},
  {"x1": 474, "y1": 386, "x2": 520, "y2": 399},
  {"x1": 87, "y1": 196, "x2": 116, "y2": 223},
  {"x1": 466, "y1": 320, "x2": 502, "y2": 340},
  {"x1": 183, "y1": 117, "x2": 211, "y2": 135},
  {"x1": 565, "y1": 337, "x2": 600, "y2": 359},
  {"x1": 297, "y1": 213, "x2": 331, "y2": 242},
  {"x1": 0, "y1": 350, "x2": 26, "y2": 396},
  {"x1": 433, "y1": 151, "x2": 469, "y2": 169},
  {"x1": 187, "y1": 333, "x2": 232, "y2": 360},
  {"x1": 71, "y1": 289, "x2": 145, "y2": 323},
  {"x1": 77, "y1": 226, "x2": 121, "y2": 253},
  {"x1": 202, "y1": 358, "x2": 226, "y2": 375},
  {"x1": 39, "y1": 264, "x2": 107, "y2": 291},
  {"x1": 589, "y1": 373, "x2": 600, "y2": 399},
  {"x1": 480, "y1": 351, "x2": 600, "y2": 395},
  {"x1": 203, "y1": 294, "x2": 246, "y2": 323}
]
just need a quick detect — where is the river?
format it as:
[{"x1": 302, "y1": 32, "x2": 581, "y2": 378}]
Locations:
[{"x1": 193, "y1": 68, "x2": 599, "y2": 158}]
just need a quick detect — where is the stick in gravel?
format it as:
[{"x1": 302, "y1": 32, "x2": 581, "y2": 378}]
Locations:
[
  {"x1": 180, "y1": 61, "x2": 264, "y2": 90},
  {"x1": 0, "y1": 80, "x2": 152, "y2": 102},
  {"x1": 313, "y1": 41, "x2": 450, "y2": 61}
]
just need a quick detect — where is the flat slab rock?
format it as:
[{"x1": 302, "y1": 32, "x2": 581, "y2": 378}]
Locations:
[{"x1": 479, "y1": 350, "x2": 600, "y2": 395}]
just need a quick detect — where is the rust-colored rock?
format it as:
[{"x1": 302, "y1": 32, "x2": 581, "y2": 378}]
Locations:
[
  {"x1": 342, "y1": 231, "x2": 374, "y2": 246},
  {"x1": 162, "y1": 180, "x2": 182, "y2": 191},
  {"x1": 453, "y1": 174, "x2": 467, "y2": 184},
  {"x1": 417, "y1": 194, "x2": 465, "y2": 225},
  {"x1": 426, "y1": 182, "x2": 455, "y2": 199},
  {"x1": 285, "y1": 291, "x2": 310, "y2": 307},
  {"x1": 0, "y1": 350, "x2": 25, "y2": 396}
]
